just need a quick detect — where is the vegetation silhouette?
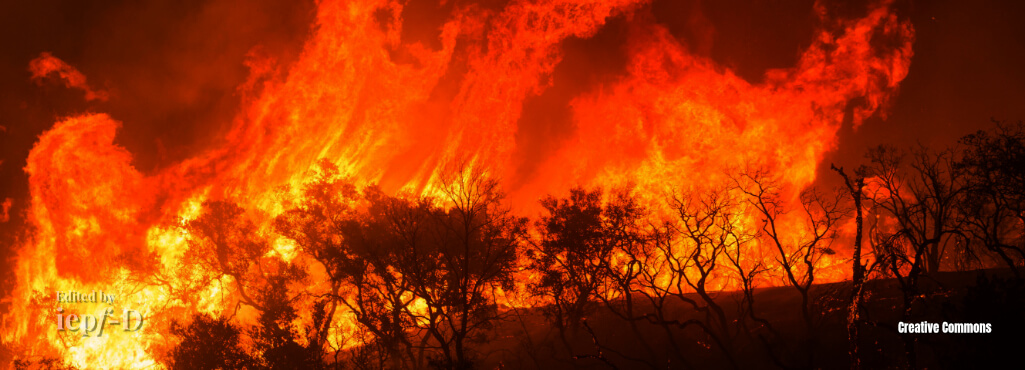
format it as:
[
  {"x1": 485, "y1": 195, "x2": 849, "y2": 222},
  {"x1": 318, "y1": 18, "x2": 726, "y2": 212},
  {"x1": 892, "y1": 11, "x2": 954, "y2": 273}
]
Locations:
[{"x1": 160, "y1": 122, "x2": 1023, "y2": 369}]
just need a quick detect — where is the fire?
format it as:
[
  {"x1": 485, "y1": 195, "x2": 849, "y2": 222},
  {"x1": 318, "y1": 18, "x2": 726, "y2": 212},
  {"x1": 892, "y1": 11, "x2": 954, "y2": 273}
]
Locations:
[
  {"x1": 3, "y1": 0, "x2": 912, "y2": 367},
  {"x1": 28, "y1": 53, "x2": 109, "y2": 102}
]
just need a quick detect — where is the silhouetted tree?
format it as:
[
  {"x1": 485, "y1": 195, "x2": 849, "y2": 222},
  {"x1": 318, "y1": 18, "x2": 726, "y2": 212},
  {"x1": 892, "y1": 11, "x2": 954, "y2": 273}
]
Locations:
[
  {"x1": 862, "y1": 144, "x2": 968, "y2": 369},
  {"x1": 528, "y1": 187, "x2": 614, "y2": 352},
  {"x1": 275, "y1": 161, "x2": 420, "y2": 369},
  {"x1": 832, "y1": 164, "x2": 870, "y2": 370},
  {"x1": 168, "y1": 314, "x2": 260, "y2": 370},
  {"x1": 661, "y1": 187, "x2": 747, "y2": 369},
  {"x1": 735, "y1": 169, "x2": 846, "y2": 368},
  {"x1": 406, "y1": 167, "x2": 526, "y2": 370},
  {"x1": 341, "y1": 188, "x2": 433, "y2": 369},
  {"x1": 185, "y1": 200, "x2": 271, "y2": 311},
  {"x1": 589, "y1": 188, "x2": 659, "y2": 368},
  {"x1": 526, "y1": 187, "x2": 664, "y2": 368},
  {"x1": 250, "y1": 273, "x2": 326, "y2": 369},
  {"x1": 274, "y1": 161, "x2": 362, "y2": 352},
  {"x1": 181, "y1": 190, "x2": 331, "y2": 368},
  {"x1": 864, "y1": 145, "x2": 968, "y2": 276},
  {"x1": 957, "y1": 122, "x2": 1025, "y2": 275}
]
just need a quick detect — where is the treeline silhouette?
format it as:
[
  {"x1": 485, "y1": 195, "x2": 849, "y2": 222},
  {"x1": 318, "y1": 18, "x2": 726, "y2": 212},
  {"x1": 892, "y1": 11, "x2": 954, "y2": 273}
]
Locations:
[
  {"x1": 16, "y1": 122, "x2": 1024, "y2": 370},
  {"x1": 157, "y1": 122, "x2": 1025, "y2": 369}
]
